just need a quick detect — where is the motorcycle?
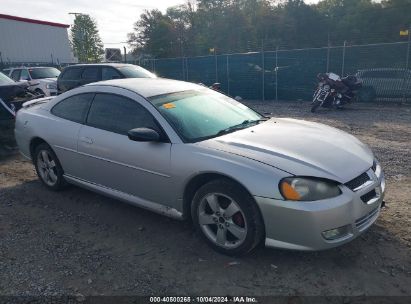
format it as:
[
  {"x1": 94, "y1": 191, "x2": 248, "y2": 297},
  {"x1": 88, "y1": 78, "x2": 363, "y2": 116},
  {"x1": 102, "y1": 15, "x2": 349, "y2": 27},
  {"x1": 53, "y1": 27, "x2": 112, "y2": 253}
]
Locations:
[{"x1": 311, "y1": 72, "x2": 362, "y2": 113}]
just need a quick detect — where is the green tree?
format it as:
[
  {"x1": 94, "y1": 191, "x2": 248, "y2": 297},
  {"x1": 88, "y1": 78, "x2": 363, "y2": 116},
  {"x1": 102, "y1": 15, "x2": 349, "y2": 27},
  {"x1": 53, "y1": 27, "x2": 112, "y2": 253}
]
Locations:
[
  {"x1": 127, "y1": 9, "x2": 179, "y2": 58},
  {"x1": 71, "y1": 14, "x2": 104, "y2": 63},
  {"x1": 127, "y1": 0, "x2": 411, "y2": 58}
]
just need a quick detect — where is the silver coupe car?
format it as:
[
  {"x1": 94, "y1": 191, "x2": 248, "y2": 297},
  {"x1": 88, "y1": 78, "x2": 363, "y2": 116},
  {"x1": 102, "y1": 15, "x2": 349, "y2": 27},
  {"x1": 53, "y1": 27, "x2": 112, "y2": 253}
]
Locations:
[{"x1": 15, "y1": 78, "x2": 386, "y2": 255}]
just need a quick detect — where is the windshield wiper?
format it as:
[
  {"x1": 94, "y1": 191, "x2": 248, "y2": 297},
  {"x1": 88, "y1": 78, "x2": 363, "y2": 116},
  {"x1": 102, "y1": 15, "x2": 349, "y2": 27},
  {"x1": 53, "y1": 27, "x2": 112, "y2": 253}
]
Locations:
[{"x1": 216, "y1": 118, "x2": 269, "y2": 136}]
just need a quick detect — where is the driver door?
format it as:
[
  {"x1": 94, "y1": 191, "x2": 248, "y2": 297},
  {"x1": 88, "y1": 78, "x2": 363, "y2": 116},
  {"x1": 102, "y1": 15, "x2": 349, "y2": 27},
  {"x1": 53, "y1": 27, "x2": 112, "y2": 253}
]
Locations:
[{"x1": 76, "y1": 92, "x2": 173, "y2": 206}]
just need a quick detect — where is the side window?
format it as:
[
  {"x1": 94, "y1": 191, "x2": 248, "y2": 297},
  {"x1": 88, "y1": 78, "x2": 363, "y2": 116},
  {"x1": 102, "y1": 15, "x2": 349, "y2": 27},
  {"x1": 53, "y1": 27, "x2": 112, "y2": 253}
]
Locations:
[
  {"x1": 10, "y1": 70, "x2": 21, "y2": 81},
  {"x1": 82, "y1": 67, "x2": 100, "y2": 80},
  {"x1": 87, "y1": 94, "x2": 158, "y2": 135},
  {"x1": 51, "y1": 93, "x2": 94, "y2": 124},
  {"x1": 61, "y1": 68, "x2": 83, "y2": 80},
  {"x1": 20, "y1": 69, "x2": 30, "y2": 80},
  {"x1": 102, "y1": 67, "x2": 122, "y2": 80}
]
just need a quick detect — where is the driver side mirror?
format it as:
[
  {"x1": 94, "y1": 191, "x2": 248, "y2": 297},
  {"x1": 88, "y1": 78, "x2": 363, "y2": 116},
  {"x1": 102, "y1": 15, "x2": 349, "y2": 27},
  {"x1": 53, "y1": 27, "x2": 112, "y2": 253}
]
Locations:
[{"x1": 128, "y1": 128, "x2": 160, "y2": 142}]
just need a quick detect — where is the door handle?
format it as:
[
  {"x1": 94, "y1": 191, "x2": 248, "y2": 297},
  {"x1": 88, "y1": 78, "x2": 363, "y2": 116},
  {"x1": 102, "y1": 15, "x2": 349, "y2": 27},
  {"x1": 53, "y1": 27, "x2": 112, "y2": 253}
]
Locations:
[{"x1": 80, "y1": 137, "x2": 93, "y2": 144}]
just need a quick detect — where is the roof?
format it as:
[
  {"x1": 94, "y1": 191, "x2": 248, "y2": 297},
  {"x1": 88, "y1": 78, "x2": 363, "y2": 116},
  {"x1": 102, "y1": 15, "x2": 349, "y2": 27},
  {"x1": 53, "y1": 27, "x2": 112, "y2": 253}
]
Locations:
[
  {"x1": 0, "y1": 14, "x2": 70, "y2": 28},
  {"x1": 86, "y1": 78, "x2": 203, "y2": 98},
  {"x1": 70, "y1": 63, "x2": 133, "y2": 67},
  {"x1": 5, "y1": 66, "x2": 58, "y2": 70}
]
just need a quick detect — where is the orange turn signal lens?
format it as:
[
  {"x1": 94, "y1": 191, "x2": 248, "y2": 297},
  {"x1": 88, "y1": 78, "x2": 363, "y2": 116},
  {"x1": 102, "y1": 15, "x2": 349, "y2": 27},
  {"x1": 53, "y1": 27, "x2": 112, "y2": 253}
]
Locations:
[{"x1": 280, "y1": 181, "x2": 301, "y2": 201}]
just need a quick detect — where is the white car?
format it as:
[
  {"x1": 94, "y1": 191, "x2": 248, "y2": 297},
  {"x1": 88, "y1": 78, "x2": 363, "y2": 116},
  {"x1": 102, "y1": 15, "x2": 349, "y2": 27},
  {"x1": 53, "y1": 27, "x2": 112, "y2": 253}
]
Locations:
[{"x1": 3, "y1": 67, "x2": 60, "y2": 97}]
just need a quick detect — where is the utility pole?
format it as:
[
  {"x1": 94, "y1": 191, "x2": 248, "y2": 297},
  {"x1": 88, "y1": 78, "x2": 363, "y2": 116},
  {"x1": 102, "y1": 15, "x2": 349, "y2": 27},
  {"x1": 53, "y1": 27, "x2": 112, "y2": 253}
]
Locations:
[
  {"x1": 325, "y1": 13, "x2": 331, "y2": 73},
  {"x1": 341, "y1": 40, "x2": 347, "y2": 76},
  {"x1": 261, "y1": 40, "x2": 265, "y2": 102},
  {"x1": 180, "y1": 38, "x2": 184, "y2": 80},
  {"x1": 403, "y1": 25, "x2": 411, "y2": 102},
  {"x1": 326, "y1": 31, "x2": 331, "y2": 73},
  {"x1": 275, "y1": 46, "x2": 279, "y2": 102},
  {"x1": 214, "y1": 47, "x2": 218, "y2": 83},
  {"x1": 123, "y1": 47, "x2": 127, "y2": 63}
]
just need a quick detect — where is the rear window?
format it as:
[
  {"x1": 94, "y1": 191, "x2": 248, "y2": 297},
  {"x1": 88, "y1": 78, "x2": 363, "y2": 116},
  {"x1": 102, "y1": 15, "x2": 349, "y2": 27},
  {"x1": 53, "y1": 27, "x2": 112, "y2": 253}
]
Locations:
[
  {"x1": 29, "y1": 67, "x2": 60, "y2": 79},
  {"x1": 61, "y1": 68, "x2": 83, "y2": 80},
  {"x1": 117, "y1": 66, "x2": 156, "y2": 79},
  {"x1": 10, "y1": 70, "x2": 21, "y2": 81},
  {"x1": 51, "y1": 93, "x2": 94, "y2": 124},
  {"x1": 0, "y1": 72, "x2": 14, "y2": 85}
]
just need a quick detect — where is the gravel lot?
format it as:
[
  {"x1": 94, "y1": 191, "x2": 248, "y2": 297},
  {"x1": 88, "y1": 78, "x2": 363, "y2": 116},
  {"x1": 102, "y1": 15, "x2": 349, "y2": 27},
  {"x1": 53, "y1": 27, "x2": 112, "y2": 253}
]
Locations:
[{"x1": 0, "y1": 101, "x2": 410, "y2": 297}]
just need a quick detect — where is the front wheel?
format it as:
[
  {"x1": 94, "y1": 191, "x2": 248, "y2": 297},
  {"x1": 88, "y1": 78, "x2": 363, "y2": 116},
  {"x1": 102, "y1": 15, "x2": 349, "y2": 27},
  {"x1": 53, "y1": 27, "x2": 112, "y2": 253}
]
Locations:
[
  {"x1": 191, "y1": 179, "x2": 264, "y2": 256},
  {"x1": 311, "y1": 98, "x2": 323, "y2": 113}
]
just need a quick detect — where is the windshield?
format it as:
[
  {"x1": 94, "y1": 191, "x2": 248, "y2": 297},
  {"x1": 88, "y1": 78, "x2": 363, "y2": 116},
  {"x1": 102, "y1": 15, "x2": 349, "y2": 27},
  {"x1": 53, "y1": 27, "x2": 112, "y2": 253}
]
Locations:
[
  {"x1": 150, "y1": 90, "x2": 263, "y2": 143},
  {"x1": 29, "y1": 67, "x2": 60, "y2": 79},
  {"x1": 118, "y1": 66, "x2": 157, "y2": 79},
  {"x1": 0, "y1": 72, "x2": 15, "y2": 85}
]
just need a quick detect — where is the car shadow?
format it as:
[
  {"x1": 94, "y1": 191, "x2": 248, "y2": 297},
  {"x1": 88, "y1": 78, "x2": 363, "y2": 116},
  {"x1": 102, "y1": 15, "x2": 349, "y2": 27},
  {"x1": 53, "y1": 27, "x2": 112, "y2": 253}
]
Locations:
[{"x1": 1, "y1": 179, "x2": 410, "y2": 296}]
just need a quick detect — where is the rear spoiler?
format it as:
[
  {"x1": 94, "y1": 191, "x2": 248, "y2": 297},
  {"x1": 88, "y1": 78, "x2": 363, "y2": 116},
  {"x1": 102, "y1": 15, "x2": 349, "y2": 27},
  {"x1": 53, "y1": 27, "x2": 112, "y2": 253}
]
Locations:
[{"x1": 22, "y1": 96, "x2": 55, "y2": 109}]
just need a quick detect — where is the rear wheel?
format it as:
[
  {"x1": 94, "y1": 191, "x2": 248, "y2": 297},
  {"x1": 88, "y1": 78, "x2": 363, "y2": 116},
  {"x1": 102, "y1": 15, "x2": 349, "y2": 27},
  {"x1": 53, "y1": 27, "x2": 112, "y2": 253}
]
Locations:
[
  {"x1": 192, "y1": 179, "x2": 264, "y2": 256},
  {"x1": 34, "y1": 143, "x2": 67, "y2": 191}
]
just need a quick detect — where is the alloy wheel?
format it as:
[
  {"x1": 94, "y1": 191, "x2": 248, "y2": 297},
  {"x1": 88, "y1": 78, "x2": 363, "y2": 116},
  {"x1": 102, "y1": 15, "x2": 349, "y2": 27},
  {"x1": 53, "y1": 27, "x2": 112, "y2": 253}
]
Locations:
[{"x1": 198, "y1": 193, "x2": 247, "y2": 249}]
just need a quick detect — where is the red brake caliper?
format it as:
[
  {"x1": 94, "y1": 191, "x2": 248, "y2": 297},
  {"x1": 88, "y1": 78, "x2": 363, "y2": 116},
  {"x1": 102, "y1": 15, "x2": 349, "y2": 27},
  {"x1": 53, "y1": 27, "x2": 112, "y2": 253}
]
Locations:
[{"x1": 232, "y1": 212, "x2": 245, "y2": 227}]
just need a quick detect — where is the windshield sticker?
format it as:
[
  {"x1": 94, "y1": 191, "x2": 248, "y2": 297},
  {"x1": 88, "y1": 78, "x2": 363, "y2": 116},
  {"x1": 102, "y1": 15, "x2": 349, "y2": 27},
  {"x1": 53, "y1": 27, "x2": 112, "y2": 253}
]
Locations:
[{"x1": 163, "y1": 103, "x2": 176, "y2": 109}]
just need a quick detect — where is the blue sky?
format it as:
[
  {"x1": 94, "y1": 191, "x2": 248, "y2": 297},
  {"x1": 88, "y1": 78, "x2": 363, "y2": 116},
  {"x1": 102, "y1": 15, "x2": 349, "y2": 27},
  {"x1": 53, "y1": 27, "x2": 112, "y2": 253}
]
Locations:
[{"x1": 2, "y1": 0, "x2": 320, "y2": 51}]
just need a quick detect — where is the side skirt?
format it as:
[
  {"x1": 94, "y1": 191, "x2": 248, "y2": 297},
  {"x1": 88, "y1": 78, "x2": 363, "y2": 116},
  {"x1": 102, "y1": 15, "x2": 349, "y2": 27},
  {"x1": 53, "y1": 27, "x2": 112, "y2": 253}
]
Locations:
[{"x1": 64, "y1": 174, "x2": 184, "y2": 220}]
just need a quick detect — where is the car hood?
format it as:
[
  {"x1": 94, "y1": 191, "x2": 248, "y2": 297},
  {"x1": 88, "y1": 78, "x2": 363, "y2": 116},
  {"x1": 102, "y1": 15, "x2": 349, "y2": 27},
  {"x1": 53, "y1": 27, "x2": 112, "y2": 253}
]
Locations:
[
  {"x1": 198, "y1": 118, "x2": 373, "y2": 183},
  {"x1": 0, "y1": 83, "x2": 26, "y2": 102}
]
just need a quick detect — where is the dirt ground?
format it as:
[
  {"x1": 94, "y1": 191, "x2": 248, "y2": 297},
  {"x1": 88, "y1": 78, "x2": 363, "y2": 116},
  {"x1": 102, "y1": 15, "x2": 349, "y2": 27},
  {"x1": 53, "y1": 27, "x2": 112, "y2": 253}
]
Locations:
[{"x1": 0, "y1": 101, "x2": 410, "y2": 297}]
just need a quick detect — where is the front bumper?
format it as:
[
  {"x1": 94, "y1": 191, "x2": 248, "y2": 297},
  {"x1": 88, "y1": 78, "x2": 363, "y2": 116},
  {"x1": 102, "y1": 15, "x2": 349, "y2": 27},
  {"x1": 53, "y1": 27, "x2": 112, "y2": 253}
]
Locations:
[{"x1": 255, "y1": 169, "x2": 385, "y2": 251}]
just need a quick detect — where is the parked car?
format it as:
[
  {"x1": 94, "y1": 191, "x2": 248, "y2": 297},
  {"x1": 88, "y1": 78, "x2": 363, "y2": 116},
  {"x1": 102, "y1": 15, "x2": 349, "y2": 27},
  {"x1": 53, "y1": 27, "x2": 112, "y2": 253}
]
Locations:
[
  {"x1": 57, "y1": 63, "x2": 156, "y2": 93},
  {"x1": 355, "y1": 68, "x2": 411, "y2": 101},
  {"x1": 3, "y1": 67, "x2": 60, "y2": 97},
  {"x1": 15, "y1": 78, "x2": 385, "y2": 255},
  {"x1": 0, "y1": 71, "x2": 33, "y2": 120}
]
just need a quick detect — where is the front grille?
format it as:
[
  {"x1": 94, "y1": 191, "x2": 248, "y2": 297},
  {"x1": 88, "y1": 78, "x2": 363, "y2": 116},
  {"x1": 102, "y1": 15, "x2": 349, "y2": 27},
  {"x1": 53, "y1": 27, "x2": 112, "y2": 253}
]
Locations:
[
  {"x1": 345, "y1": 172, "x2": 370, "y2": 191},
  {"x1": 361, "y1": 189, "x2": 377, "y2": 203},
  {"x1": 355, "y1": 207, "x2": 379, "y2": 229}
]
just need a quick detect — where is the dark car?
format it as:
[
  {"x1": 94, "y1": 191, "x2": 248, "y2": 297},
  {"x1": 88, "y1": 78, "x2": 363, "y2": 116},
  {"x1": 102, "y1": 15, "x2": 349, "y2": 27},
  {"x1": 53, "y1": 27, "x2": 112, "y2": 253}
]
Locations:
[
  {"x1": 0, "y1": 72, "x2": 28, "y2": 120},
  {"x1": 57, "y1": 63, "x2": 156, "y2": 93}
]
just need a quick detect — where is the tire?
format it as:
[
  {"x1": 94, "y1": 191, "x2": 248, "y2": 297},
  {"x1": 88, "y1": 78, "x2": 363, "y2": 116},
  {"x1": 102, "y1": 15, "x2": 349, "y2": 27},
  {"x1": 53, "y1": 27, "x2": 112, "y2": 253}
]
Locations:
[
  {"x1": 358, "y1": 87, "x2": 376, "y2": 102},
  {"x1": 311, "y1": 98, "x2": 322, "y2": 113},
  {"x1": 33, "y1": 143, "x2": 67, "y2": 191},
  {"x1": 191, "y1": 179, "x2": 264, "y2": 256}
]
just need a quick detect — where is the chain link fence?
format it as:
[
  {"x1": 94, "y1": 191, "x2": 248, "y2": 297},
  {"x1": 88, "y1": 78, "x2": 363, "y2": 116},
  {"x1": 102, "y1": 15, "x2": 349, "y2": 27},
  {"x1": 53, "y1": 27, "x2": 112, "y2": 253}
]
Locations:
[
  {"x1": 131, "y1": 41, "x2": 411, "y2": 102},
  {"x1": 1, "y1": 41, "x2": 410, "y2": 102}
]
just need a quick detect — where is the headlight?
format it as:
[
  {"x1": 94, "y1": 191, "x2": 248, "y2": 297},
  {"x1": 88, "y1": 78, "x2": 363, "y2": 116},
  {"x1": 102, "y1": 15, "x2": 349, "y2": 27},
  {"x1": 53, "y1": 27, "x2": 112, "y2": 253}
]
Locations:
[
  {"x1": 372, "y1": 159, "x2": 382, "y2": 178},
  {"x1": 279, "y1": 177, "x2": 341, "y2": 201},
  {"x1": 46, "y1": 83, "x2": 56, "y2": 89}
]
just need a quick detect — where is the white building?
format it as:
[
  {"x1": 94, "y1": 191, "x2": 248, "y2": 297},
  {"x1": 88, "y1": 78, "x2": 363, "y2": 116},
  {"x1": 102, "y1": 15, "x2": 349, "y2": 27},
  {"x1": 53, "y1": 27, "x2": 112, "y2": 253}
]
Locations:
[{"x1": 0, "y1": 14, "x2": 76, "y2": 64}]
